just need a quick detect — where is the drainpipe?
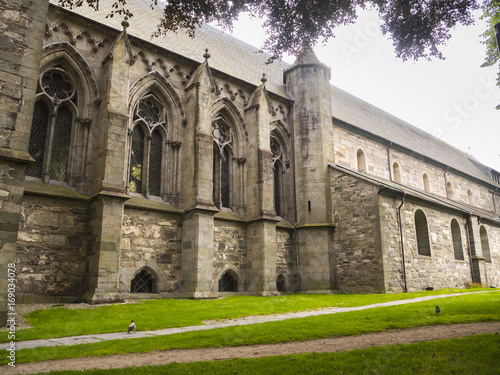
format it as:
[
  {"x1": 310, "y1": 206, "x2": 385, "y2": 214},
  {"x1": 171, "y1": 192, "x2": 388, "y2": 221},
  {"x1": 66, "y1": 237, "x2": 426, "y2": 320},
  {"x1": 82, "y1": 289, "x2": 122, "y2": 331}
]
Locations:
[
  {"x1": 397, "y1": 191, "x2": 407, "y2": 293},
  {"x1": 293, "y1": 223, "x2": 300, "y2": 293}
]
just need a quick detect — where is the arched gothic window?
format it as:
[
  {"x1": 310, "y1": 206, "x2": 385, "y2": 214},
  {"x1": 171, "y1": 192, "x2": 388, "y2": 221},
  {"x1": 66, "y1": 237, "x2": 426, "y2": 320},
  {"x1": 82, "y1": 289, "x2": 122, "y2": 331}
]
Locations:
[
  {"x1": 467, "y1": 189, "x2": 474, "y2": 205},
  {"x1": 218, "y1": 271, "x2": 238, "y2": 292},
  {"x1": 423, "y1": 174, "x2": 430, "y2": 192},
  {"x1": 480, "y1": 226, "x2": 491, "y2": 263},
  {"x1": 212, "y1": 119, "x2": 233, "y2": 209},
  {"x1": 451, "y1": 219, "x2": 464, "y2": 260},
  {"x1": 447, "y1": 182, "x2": 454, "y2": 199},
  {"x1": 276, "y1": 274, "x2": 286, "y2": 292},
  {"x1": 271, "y1": 137, "x2": 285, "y2": 217},
  {"x1": 393, "y1": 162, "x2": 401, "y2": 183},
  {"x1": 415, "y1": 209, "x2": 431, "y2": 256},
  {"x1": 356, "y1": 149, "x2": 366, "y2": 173},
  {"x1": 27, "y1": 68, "x2": 77, "y2": 183},
  {"x1": 130, "y1": 268, "x2": 157, "y2": 293},
  {"x1": 128, "y1": 93, "x2": 167, "y2": 198}
]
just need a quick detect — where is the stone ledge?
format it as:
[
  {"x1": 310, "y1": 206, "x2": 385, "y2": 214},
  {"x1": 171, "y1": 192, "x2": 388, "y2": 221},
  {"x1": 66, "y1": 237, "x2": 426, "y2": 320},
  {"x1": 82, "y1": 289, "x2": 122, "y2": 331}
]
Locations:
[{"x1": 0, "y1": 147, "x2": 34, "y2": 164}]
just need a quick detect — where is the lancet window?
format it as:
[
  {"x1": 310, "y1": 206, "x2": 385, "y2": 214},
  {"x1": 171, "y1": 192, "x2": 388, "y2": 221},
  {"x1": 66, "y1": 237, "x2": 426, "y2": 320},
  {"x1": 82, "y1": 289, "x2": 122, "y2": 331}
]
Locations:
[
  {"x1": 271, "y1": 136, "x2": 285, "y2": 217},
  {"x1": 212, "y1": 118, "x2": 233, "y2": 209},
  {"x1": 27, "y1": 67, "x2": 78, "y2": 184},
  {"x1": 128, "y1": 93, "x2": 168, "y2": 198}
]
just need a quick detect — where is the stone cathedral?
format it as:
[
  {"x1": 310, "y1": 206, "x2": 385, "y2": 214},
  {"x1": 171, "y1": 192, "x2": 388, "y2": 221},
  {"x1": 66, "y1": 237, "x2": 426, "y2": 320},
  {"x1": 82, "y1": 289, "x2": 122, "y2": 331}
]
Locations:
[{"x1": 1, "y1": 0, "x2": 500, "y2": 323}]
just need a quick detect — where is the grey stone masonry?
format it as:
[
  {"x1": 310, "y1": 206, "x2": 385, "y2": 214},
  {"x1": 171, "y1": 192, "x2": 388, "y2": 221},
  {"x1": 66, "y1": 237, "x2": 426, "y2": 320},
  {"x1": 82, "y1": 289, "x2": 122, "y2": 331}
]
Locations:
[{"x1": 0, "y1": 0, "x2": 50, "y2": 325}]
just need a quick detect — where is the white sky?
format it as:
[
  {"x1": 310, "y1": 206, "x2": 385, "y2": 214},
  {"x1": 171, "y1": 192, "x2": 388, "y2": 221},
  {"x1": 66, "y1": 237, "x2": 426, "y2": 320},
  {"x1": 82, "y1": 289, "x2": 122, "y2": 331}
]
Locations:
[{"x1": 219, "y1": 9, "x2": 500, "y2": 172}]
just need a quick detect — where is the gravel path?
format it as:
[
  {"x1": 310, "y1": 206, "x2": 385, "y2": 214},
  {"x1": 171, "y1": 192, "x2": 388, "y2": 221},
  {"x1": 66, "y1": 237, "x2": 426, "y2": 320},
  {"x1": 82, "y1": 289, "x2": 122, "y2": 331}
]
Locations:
[{"x1": 4, "y1": 321, "x2": 500, "y2": 374}]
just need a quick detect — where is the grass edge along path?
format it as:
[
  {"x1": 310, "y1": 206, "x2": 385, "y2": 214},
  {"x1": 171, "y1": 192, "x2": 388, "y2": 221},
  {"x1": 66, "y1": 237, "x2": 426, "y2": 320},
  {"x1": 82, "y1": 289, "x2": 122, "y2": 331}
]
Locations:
[
  {"x1": 1, "y1": 291, "x2": 499, "y2": 366},
  {"x1": 26, "y1": 333, "x2": 500, "y2": 375},
  {"x1": 0, "y1": 288, "x2": 496, "y2": 344}
]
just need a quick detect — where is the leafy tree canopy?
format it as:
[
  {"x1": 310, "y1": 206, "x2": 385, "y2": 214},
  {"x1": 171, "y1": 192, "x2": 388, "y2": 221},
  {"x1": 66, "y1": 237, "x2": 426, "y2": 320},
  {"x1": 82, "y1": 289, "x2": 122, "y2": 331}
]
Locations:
[{"x1": 59, "y1": 1, "x2": 498, "y2": 79}]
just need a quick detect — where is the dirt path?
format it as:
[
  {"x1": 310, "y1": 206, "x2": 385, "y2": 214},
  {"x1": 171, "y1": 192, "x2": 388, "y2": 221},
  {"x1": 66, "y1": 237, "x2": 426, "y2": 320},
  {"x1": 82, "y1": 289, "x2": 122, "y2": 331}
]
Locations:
[{"x1": 5, "y1": 321, "x2": 500, "y2": 374}]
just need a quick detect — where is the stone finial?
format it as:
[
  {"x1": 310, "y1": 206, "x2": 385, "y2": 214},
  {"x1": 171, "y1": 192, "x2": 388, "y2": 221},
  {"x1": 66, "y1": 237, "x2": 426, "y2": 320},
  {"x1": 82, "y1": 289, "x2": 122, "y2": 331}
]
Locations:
[
  {"x1": 121, "y1": 17, "x2": 129, "y2": 30},
  {"x1": 261, "y1": 73, "x2": 267, "y2": 84},
  {"x1": 203, "y1": 48, "x2": 210, "y2": 61}
]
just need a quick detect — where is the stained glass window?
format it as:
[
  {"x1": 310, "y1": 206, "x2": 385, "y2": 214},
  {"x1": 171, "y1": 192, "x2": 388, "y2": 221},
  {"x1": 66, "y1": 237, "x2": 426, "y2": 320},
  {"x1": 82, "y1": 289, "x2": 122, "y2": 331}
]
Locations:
[
  {"x1": 221, "y1": 148, "x2": 230, "y2": 208},
  {"x1": 129, "y1": 126, "x2": 144, "y2": 193},
  {"x1": 27, "y1": 101, "x2": 49, "y2": 178},
  {"x1": 149, "y1": 130, "x2": 162, "y2": 196},
  {"x1": 50, "y1": 106, "x2": 72, "y2": 181}
]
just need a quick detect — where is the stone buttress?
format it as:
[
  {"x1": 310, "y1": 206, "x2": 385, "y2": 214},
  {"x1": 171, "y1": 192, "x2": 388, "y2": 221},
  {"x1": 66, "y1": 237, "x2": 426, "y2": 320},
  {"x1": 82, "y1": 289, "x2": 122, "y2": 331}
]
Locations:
[{"x1": 284, "y1": 51, "x2": 336, "y2": 292}]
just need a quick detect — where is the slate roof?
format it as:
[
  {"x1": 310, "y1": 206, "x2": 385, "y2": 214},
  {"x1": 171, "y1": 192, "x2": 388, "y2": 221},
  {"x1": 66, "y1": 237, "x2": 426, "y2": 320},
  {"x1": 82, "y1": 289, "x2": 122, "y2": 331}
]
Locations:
[
  {"x1": 52, "y1": 0, "x2": 499, "y2": 189},
  {"x1": 330, "y1": 163, "x2": 500, "y2": 223}
]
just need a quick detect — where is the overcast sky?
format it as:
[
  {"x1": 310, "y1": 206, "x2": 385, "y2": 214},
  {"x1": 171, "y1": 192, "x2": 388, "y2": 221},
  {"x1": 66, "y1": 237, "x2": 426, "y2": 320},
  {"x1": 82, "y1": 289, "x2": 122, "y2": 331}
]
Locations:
[{"x1": 220, "y1": 9, "x2": 500, "y2": 172}]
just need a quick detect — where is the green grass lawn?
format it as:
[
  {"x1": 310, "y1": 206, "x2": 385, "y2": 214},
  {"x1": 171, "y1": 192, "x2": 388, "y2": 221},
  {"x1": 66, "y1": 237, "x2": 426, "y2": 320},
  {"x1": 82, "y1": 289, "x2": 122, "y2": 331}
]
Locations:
[
  {"x1": 2, "y1": 291, "x2": 498, "y2": 366},
  {"x1": 30, "y1": 333, "x2": 500, "y2": 375},
  {"x1": 0, "y1": 288, "x2": 494, "y2": 343}
]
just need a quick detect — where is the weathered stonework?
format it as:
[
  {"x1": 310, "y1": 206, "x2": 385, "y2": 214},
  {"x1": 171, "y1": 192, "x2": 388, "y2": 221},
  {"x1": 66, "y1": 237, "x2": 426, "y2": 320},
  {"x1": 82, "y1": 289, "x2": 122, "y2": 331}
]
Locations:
[
  {"x1": 213, "y1": 220, "x2": 247, "y2": 288},
  {"x1": 120, "y1": 208, "x2": 182, "y2": 294},
  {"x1": 16, "y1": 195, "x2": 88, "y2": 299},
  {"x1": 1, "y1": 0, "x2": 499, "y2": 321}
]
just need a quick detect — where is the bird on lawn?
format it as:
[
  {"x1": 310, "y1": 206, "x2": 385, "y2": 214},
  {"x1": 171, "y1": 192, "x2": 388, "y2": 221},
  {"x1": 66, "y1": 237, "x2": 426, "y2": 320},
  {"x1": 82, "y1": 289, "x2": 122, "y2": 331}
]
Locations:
[
  {"x1": 436, "y1": 306, "x2": 440, "y2": 314},
  {"x1": 127, "y1": 320, "x2": 136, "y2": 334}
]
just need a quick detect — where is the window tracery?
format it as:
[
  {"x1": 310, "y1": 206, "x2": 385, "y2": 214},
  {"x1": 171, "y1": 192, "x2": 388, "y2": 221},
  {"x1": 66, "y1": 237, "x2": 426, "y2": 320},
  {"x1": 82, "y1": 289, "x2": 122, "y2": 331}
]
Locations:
[
  {"x1": 212, "y1": 117, "x2": 233, "y2": 209},
  {"x1": 27, "y1": 68, "x2": 78, "y2": 184},
  {"x1": 128, "y1": 91, "x2": 173, "y2": 200}
]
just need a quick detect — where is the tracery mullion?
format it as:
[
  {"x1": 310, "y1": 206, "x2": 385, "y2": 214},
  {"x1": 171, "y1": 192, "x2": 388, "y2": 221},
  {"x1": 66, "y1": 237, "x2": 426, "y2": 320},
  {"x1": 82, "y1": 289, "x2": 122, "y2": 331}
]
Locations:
[
  {"x1": 42, "y1": 111, "x2": 57, "y2": 184},
  {"x1": 67, "y1": 114, "x2": 79, "y2": 187},
  {"x1": 162, "y1": 140, "x2": 170, "y2": 202}
]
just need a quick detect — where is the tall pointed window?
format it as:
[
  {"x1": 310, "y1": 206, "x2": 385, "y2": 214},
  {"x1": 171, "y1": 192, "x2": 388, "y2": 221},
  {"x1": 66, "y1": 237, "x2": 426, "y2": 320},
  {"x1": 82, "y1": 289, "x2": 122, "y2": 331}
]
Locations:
[
  {"x1": 271, "y1": 137, "x2": 285, "y2": 217},
  {"x1": 129, "y1": 93, "x2": 166, "y2": 198},
  {"x1": 451, "y1": 219, "x2": 464, "y2": 260},
  {"x1": 423, "y1": 173, "x2": 430, "y2": 192},
  {"x1": 212, "y1": 119, "x2": 232, "y2": 209},
  {"x1": 447, "y1": 182, "x2": 454, "y2": 199},
  {"x1": 27, "y1": 68, "x2": 77, "y2": 183},
  {"x1": 480, "y1": 226, "x2": 491, "y2": 263},
  {"x1": 415, "y1": 209, "x2": 431, "y2": 256},
  {"x1": 356, "y1": 149, "x2": 366, "y2": 173},
  {"x1": 393, "y1": 162, "x2": 401, "y2": 183}
]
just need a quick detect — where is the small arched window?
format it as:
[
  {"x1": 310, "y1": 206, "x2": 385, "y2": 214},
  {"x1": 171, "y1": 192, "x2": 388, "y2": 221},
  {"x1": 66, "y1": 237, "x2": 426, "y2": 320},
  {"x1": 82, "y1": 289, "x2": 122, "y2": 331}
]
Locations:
[
  {"x1": 130, "y1": 268, "x2": 157, "y2": 293},
  {"x1": 480, "y1": 226, "x2": 491, "y2": 263},
  {"x1": 393, "y1": 162, "x2": 401, "y2": 183},
  {"x1": 356, "y1": 149, "x2": 366, "y2": 173},
  {"x1": 415, "y1": 209, "x2": 431, "y2": 256},
  {"x1": 447, "y1": 182, "x2": 454, "y2": 199},
  {"x1": 276, "y1": 274, "x2": 286, "y2": 292},
  {"x1": 27, "y1": 68, "x2": 77, "y2": 183},
  {"x1": 218, "y1": 271, "x2": 238, "y2": 292},
  {"x1": 423, "y1": 174, "x2": 430, "y2": 192},
  {"x1": 467, "y1": 189, "x2": 473, "y2": 205},
  {"x1": 451, "y1": 219, "x2": 464, "y2": 260}
]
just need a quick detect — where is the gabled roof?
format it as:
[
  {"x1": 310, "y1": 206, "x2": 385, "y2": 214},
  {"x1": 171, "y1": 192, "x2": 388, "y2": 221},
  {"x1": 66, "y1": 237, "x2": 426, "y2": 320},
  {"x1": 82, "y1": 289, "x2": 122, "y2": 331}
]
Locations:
[
  {"x1": 329, "y1": 163, "x2": 500, "y2": 225},
  {"x1": 52, "y1": 0, "x2": 499, "y2": 189}
]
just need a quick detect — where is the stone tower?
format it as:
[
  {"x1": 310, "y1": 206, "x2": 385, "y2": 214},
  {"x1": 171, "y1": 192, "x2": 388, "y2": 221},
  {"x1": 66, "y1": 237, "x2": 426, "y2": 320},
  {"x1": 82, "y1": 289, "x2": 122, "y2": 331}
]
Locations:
[{"x1": 284, "y1": 50, "x2": 336, "y2": 292}]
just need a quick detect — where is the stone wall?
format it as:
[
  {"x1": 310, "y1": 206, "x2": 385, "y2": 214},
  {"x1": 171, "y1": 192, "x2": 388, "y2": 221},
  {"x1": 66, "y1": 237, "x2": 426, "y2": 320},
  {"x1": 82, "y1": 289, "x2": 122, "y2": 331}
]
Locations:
[
  {"x1": 16, "y1": 194, "x2": 88, "y2": 299},
  {"x1": 330, "y1": 168, "x2": 385, "y2": 293},
  {"x1": 120, "y1": 207, "x2": 182, "y2": 293},
  {"x1": 483, "y1": 223, "x2": 500, "y2": 287},
  {"x1": 333, "y1": 126, "x2": 498, "y2": 214},
  {"x1": 396, "y1": 201, "x2": 473, "y2": 292},
  {"x1": 276, "y1": 227, "x2": 295, "y2": 291},
  {"x1": 213, "y1": 220, "x2": 247, "y2": 289}
]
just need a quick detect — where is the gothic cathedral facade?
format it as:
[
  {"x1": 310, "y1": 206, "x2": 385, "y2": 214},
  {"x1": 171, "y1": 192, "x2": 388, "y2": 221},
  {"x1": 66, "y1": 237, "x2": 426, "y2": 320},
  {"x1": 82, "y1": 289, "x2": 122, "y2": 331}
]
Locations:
[{"x1": 1, "y1": 0, "x2": 499, "y2": 324}]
